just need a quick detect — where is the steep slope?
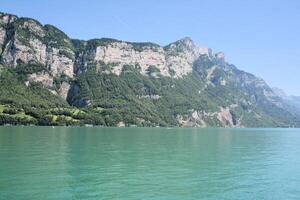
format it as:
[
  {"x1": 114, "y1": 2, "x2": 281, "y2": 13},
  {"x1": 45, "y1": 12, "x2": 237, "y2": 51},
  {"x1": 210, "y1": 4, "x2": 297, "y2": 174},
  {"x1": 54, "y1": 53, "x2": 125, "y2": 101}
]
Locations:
[
  {"x1": 0, "y1": 13, "x2": 74, "y2": 99},
  {"x1": 0, "y1": 12, "x2": 299, "y2": 127},
  {"x1": 272, "y1": 88, "x2": 300, "y2": 115},
  {"x1": 288, "y1": 96, "x2": 300, "y2": 113}
]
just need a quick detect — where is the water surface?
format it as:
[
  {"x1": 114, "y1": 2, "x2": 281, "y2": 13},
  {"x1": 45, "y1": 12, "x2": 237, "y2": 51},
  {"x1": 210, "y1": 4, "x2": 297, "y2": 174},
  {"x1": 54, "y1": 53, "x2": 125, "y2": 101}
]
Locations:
[{"x1": 0, "y1": 127, "x2": 300, "y2": 199}]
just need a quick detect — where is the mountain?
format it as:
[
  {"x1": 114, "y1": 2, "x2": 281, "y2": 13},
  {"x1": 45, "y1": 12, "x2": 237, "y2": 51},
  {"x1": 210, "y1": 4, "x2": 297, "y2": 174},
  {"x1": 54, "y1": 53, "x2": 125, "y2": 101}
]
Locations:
[
  {"x1": 289, "y1": 96, "x2": 300, "y2": 112},
  {"x1": 272, "y1": 87, "x2": 300, "y2": 114},
  {"x1": 0, "y1": 12, "x2": 299, "y2": 127}
]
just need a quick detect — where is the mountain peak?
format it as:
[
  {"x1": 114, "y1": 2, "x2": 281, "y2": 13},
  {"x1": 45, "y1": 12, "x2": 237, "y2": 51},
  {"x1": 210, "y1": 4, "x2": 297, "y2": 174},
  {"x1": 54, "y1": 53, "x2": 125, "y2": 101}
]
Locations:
[
  {"x1": 0, "y1": 12, "x2": 17, "y2": 24},
  {"x1": 178, "y1": 36, "x2": 193, "y2": 43},
  {"x1": 215, "y1": 52, "x2": 226, "y2": 63},
  {"x1": 175, "y1": 37, "x2": 196, "y2": 47}
]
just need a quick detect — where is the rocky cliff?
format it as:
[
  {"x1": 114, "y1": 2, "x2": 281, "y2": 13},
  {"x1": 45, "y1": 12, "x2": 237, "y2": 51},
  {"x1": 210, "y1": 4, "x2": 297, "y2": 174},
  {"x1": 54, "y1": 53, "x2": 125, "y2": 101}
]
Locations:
[
  {"x1": 0, "y1": 12, "x2": 217, "y2": 81},
  {"x1": 0, "y1": 12, "x2": 299, "y2": 127}
]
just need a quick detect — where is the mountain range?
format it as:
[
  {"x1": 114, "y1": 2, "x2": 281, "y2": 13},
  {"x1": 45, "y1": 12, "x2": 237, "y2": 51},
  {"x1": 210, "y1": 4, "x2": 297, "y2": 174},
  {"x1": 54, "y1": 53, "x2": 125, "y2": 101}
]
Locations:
[{"x1": 0, "y1": 12, "x2": 299, "y2": 127}]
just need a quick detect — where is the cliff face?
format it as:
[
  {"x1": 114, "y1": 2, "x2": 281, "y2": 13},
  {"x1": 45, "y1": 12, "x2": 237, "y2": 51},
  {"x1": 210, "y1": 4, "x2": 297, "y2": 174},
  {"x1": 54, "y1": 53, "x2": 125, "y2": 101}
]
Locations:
[
  {"x1": 0, "y1": 14, "x2": 74, "y2": 77},
  {"x1": 0, "y1": 12, "x2": 299, "y2": 127},
  {"x1": 72, "y1": 37, "x2": 213, "y2": 78},
  {"x1": 0, "y1": 13, "x2": 214, "y2": 81},
  {"x1": 0, "y1": 12, "x2": 219, "y2": 101}
]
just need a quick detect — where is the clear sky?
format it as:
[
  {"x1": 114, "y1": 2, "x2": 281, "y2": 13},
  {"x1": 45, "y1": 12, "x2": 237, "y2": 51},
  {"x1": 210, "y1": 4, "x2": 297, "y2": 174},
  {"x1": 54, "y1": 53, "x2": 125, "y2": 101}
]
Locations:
[{"x1": 2, "y1": 0, "x2": 300, "y2": 95}]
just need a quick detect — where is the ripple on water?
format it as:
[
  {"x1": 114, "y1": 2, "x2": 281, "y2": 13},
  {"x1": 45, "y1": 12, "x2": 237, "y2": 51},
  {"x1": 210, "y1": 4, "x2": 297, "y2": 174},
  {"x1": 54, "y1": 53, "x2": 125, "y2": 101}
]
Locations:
[{"x1": 1, "y1": 127, "x2": 300, "y2": 199}]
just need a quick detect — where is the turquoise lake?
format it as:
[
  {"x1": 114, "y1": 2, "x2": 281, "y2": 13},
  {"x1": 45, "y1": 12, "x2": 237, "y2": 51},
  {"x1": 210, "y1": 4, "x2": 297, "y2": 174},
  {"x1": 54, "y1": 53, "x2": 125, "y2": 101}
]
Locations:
[{"x1": 0, "y1": 127, "x2": 300, "y2": 199}]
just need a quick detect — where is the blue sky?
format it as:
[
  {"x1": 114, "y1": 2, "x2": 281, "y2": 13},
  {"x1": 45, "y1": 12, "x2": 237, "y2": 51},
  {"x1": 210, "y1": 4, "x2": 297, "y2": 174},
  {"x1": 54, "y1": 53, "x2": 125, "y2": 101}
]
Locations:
[{"x1": 2, "y1": 0, "x2": 300, "y2": 95}]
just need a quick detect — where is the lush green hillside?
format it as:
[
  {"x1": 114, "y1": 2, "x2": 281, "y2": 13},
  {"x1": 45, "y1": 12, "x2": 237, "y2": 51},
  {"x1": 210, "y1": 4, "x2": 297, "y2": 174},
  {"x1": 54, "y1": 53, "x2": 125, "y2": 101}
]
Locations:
[
  {"x1": 0, "y1": 67, "x2": 98, "y2": 125},
  {"x1": 1, "y1": 58, "x2": 298, "y2": 127}
]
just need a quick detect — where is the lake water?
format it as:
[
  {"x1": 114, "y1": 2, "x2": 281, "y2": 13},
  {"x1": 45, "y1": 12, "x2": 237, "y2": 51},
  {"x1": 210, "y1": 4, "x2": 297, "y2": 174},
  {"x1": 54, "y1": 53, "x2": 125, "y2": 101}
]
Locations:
[{"x1": 0, "y1": 127, "x2": 300, "y2": 199}]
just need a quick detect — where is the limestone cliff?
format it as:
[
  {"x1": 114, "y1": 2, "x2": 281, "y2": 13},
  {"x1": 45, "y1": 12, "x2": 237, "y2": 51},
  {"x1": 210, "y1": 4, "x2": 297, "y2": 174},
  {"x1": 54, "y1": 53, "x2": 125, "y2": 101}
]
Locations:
[{"x1": 0, "y1": 13, "x2": 228, "y2": 96}]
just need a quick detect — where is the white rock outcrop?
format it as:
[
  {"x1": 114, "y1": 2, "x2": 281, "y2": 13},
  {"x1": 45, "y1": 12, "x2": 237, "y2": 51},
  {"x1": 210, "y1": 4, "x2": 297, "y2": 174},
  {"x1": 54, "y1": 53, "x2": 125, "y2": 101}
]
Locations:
[
  {"x1": 59, "y1": 81, "x2": 70, "y2": 100},
  {"x1": 165, "y1": 37, "x2": 211, "y2": 77},
  {"x1": 94, "y1": 42, "x2": 170, "y2": 76},
  {"x1": 0, "y1": 13, "x2": 74, "y2": 79},
  {"x1": 27, "y1": 71, "x2": 53, "y2": 88},
  {"x1": 85, "y1": 37, "x2": 212, "y2": 78}
]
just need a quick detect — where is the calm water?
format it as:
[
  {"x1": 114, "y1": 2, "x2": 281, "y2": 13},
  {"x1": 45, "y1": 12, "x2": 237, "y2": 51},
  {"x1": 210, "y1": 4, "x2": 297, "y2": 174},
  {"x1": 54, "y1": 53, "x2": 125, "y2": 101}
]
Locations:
[{"x1": 0, "y1": 127, "x2": 300, "y2": 200}]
